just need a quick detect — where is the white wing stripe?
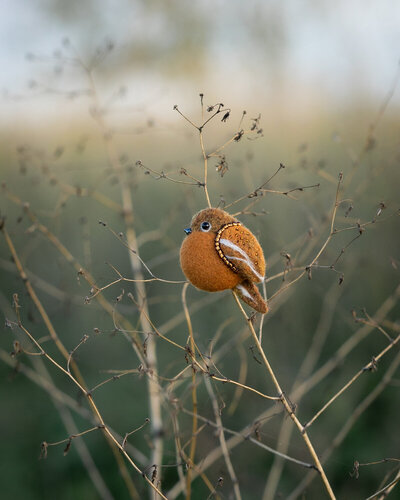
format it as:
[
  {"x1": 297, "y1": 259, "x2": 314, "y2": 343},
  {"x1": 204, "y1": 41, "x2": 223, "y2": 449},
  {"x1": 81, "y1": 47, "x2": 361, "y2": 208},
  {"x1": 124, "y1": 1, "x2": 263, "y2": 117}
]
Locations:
[
  {"x1": 227, "y1": 256, "x2": 264, "y2": 281},
  {"x1": 220, "y1": 238, "x2": 264, "y2": 282},
  {"x1": 237, "y1": 284, "x2": 254, "y2": 301}
]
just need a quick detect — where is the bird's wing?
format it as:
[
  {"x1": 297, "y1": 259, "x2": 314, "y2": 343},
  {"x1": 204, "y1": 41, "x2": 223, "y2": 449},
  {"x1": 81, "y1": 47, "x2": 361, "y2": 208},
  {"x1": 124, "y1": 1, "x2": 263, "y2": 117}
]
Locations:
[
  {"x1": 217, "y1": 224, "x2": 265, "y2": 282},
  {"x1": 234, "y1": 280, "x2": 268, "y2": 313}
]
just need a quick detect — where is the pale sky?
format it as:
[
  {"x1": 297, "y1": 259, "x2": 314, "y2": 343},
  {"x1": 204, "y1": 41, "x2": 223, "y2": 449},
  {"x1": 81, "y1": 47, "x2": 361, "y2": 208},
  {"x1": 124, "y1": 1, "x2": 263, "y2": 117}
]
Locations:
[{"x1": 1, "y1": 0, "x2": 399, "y2": 124}]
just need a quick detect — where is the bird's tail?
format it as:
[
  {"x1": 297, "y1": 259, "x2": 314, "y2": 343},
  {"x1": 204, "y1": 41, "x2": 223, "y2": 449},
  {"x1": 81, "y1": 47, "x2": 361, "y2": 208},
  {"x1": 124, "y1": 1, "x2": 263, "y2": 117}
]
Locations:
[{"x1": 234, "y1": 280, "x2": 268, "y2": 314}]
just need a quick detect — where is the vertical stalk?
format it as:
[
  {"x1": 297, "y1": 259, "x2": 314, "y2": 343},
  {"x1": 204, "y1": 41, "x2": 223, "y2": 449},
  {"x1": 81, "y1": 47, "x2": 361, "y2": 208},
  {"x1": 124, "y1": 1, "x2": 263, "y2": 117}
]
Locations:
[
  {"x1": 87, "y1": 69, "x2": 163, "y2": 494},
  {"x1": 182, "y1": 283, "x2": 198, "y2": 499},
  {"x1": 199, "y1": 131, "x2": 212, "y2": 208},
  {"x1": 232, "y1": 292, "x2": 336, "y2": 500}
]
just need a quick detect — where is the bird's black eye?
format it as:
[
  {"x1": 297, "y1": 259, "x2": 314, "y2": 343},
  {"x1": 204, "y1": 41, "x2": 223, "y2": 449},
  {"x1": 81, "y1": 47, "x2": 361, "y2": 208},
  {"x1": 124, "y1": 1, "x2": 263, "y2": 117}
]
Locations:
[{"x1": 200, "y1": 221, "x2": 211, "y2": 232}]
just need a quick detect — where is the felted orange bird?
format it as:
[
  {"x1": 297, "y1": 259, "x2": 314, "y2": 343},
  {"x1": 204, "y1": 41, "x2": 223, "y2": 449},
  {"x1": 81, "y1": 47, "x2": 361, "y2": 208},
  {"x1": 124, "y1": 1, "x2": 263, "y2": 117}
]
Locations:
[{"x1": 180, "y1": 208, "x2": 268, "y2": 314}]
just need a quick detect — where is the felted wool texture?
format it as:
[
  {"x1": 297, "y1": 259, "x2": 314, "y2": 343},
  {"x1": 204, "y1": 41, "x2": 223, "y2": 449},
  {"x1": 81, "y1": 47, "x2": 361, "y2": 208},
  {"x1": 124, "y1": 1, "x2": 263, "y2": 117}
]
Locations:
[
  {"x1": 180, "y1": 231, "x2": 241, "y2": 292},
  {"x1": 219, "y1": 224, "x2": 265, "y2": 282},
  {"x1": 191, "y1": 207, "x2": 238, "y2": 233},
  {"x1": 234, "y1": 280, "x2": 268, "y2": 314},
  {"x1": 180, "y1": 207, "x2": 268, "y2": 313}
]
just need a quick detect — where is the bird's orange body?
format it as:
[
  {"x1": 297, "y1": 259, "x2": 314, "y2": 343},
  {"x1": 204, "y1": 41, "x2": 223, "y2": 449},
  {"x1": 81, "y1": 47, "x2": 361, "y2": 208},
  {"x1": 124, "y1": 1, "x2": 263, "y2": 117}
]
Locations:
[
  {"x1": 180, "y1": 231, "x2": 241, "y2": 291},
  {"x1": 180, "y1": 208, "x2": 268, "y2": 314}
]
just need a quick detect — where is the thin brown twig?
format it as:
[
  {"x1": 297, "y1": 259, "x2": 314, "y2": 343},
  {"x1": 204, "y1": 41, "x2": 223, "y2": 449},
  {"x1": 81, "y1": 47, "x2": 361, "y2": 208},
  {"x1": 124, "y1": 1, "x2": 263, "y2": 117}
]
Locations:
[
  {"x1": 262, "y1": 281, "x2": 343, "y2": 500},
  {"x1": 0, "y1": 348, "x2": 148, "y2": 466},
  {"x1": 42, "y1": 425, "x2": 101, "y2": 450},
  {"x1": 204, "y1": 377, "x2": 242, "y2": 500},
  {"x1": 287, "y1": 350, "x2": 400, "y2": 499},
  {"x1": 9, "y1": 300, "x2": 168, "y2": 499},
  {"x1": 0, "y1": 228, "x2": 144, "y2": 495},
  {"x1": 166, "y1": 279, "x2": 400, "y2": 499},
  {"x1": 366, "y1": 475, "x2": 400, "y2": 500},
  {"x1": 377, "y1": 469, "x2": 400, "y2": 500},
  {"x1": 268, "y1": 172, "x2": 343, "y2": 303},
  {"x1": 223, "y1": 163, "x2": 286, "y2": 210},
  {"x1": 31, "y1": 355, "x2": 117, "y2": 500},
  {"x1": 181, "y1": 407, "x2": 316, "y2": 470},
  {"x1": 1, "y1": 192, "x2": 145, "y2": 361},
  {"x1": 303, "y1": 334, "x2": 400, "y2": 430},
  {"x1": 85, "y1": 67, "x2": 164, "y2": 487},
  {"x1": 232, "y1": 292, "x2": 336, "y2": 499},
  {"x1": 182, "y1": 283, "x2": 198, "y2": 500}
]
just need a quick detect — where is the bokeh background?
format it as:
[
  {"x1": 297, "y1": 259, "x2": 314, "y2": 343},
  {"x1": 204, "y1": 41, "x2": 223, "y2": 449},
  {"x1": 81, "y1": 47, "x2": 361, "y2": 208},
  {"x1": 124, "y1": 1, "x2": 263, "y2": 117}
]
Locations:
[{"x1": 1, "y1": 1, "x2": 400, "y2": 499}]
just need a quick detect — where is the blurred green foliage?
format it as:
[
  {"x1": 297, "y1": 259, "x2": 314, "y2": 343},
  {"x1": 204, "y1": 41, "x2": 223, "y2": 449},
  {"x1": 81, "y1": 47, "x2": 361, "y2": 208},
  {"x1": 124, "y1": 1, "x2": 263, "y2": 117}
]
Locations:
[
  {"x1": 1, "y1": 3, "x2": 400, "y2": 497},
  {"x1": 1, "y1": 101, "x2": 399, "y2": 499}
]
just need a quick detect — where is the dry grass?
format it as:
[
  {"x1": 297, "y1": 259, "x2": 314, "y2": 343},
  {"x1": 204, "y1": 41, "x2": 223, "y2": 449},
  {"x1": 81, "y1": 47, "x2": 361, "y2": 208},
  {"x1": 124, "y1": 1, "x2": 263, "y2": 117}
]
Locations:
[{"x1": 1, "y1": 41, "x2": 400, "y2": 500}]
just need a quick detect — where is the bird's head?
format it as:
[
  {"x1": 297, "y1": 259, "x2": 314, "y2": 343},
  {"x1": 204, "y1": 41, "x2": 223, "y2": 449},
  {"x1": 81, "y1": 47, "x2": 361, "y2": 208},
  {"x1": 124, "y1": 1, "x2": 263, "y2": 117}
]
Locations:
[{"x1": 183, "y1": 208, "x2": 238, "y2": 236}]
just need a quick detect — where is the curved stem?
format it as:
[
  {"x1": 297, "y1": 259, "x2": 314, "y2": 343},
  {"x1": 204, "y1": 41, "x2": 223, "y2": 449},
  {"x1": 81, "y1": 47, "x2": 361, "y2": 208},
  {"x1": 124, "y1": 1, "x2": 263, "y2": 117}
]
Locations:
[
  {"x1": 86, "y1": 68, "x2": 163, "y2": 494},
  {"x1": 199, "y1": 131, "x2": 212, "y2": 208},
  {"x1": 182, "y1": 283, "x2": 198, "y2": 499},
  {"x1": 232, "y1": 292, "x2": 336, "y2": 500}
]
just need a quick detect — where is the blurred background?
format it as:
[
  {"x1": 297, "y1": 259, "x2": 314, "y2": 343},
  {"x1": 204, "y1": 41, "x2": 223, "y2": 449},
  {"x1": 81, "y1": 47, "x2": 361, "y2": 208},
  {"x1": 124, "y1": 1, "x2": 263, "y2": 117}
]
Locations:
[{"x1": 1, "y1": 1, "x2": 399, "y2": 499}]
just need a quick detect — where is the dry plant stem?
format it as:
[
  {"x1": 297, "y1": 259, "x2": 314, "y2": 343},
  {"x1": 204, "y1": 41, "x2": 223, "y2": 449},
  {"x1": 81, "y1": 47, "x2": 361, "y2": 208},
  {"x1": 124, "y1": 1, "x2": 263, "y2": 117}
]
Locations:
[
  {"x1": 104, "y1": 228, "x2": 184, "y2": 284},
  {"x1": 199, "y1": 131, "x2": 211, "y2": 208},
  {"x1": 207, "y1": 127, "x2": 253, "y2": 160},
  {"x1": 179, "y1": 444, "x2": 218, "y2": 498},
  {"x1": 209, "y1": 374, "x2": 278, "y2": 401},
  {"x1": 2, "y1": 228, "x2": 70, "y2": 363},
  {"x1": 167, "y1": 283, "x2": 398, "y2": 499},
  {"x1": 259, "y1": 279, "x2": 267, "y2": 343},
  {"x1": 173, "y1": 103, "x2": 211, "y2": 207},
  {"x1": 295, "y1": 283, "x2": 400, "y2": 402},
  {"x1": 7, "y1": 197, "x2": 146, "y2": 363},
  {"x1": 0, "y1": 257, "x2": 85, "y2": 305},
  {"x1": 168, "y1": 404, "x2": 216, "y2": 497},
  {"x1": 204, "y1": 378, "x2": 242, "y2": 500},
  {"x1": 181, "y1": 407, "x2": 314, "y2": 469},
  {"x1": 223, "y1": 164, "x2": 284, "y2": 209},
  {"x1": 263, "y1": 282, "x2": 341, "y2": 500},
  {"x1": 59, "y1": 183, "x2": 123, "y2": 213},
  {"x1": 87, "y1": 67, "x2": 163, "y2": 486},
  {"x1": 0, "y1": 349, "x2": 89, "y2": 420},
  {"x1": 2, "y1": 220, "x2": 138, "y2": 366},
  {"x1": 227, "y1": 343, "x2": 248, "y2": 415},
  {"x1": 167, "y1": 286, "x2": 300, "y2": 499},
  {"x1": 53, "y1": 411, "x2": 116, "y2": 500},
  {"x1": 170, "y1": 410, "x2": 187, "y2": 497},
  {"x1": 31, "y1": 355, "x2": 115, "y2": 500},
  {"x1": 304, "y1": 334, "x2": 400, "y2": 429},
  {"x1": 376, "y1": 471, "x2": 400, "y2": 500},
  {"x1": 179, "y1": 336, "x2": 279, "y2": 402},
  {"x1": 269, "y1": 173, "x2": 343, "y2": 304},
  {"x1": 160, "y1": 333, "x2": 278, "y2": 401},
  {"x1": 44, "y1": 426, "x2": 101, "y2": 448},
  {"x1": 264, "y1": 286, "x2": 400, "y2": 497},
  {"x1": 11, "y1": 309, "x2": 167, "y2": 500},
  {"x1": 358, "y1": 459, "x2": 400, "y2": 468},
  {"x1": 4, "y1": 199, "x2": 210, "y2": 370},
  {"x1": 0, "y1": 349, "x2": 148, "y2": 466},
  {"x1": 346, "y1": 62, "x2": 400, "y2": 187},
  {"x1": 2, "y1": 227, "x2": 137, "y2": 483},
  {"x1": 368, "y1": 476, "x2": 400, "y2": 500},
  {"x1": 88, "y1": 274, "x2": 183, "y2": 302},
  {"x1": 287, "y1": 350, "x2": 400, "y2": 499},
  {"x1": 122, "y1": 228, "x2": 163, "y2": 478},
  {"x1": 262, "y1": 418, "x2": 291, "y2": 500},
  {"x1": 4, "y1": 190, "x2": 215, "y2": 353},
  {"x1": 2, "y1": 223, "x2": 148, "y2": 497},
  {"x1": 232, "y1": 292, "x2": 336, "y2": 500},
  {"x1": 175, "y1": 103, "x2": 260, "y2": 209},
  {"x1": 182, "y1": 283, "x2": 198, "y2": 499}
]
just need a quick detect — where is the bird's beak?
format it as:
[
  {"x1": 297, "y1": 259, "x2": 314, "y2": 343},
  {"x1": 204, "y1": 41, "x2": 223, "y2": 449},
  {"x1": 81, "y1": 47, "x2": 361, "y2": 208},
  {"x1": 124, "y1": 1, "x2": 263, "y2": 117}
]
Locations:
[{"x1": 184, "y1": 227, "x2": 192, "y2": 235}]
